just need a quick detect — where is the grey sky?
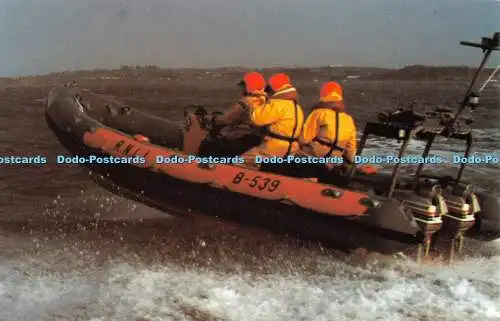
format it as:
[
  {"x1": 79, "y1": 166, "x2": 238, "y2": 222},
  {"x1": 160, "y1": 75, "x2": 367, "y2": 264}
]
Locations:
[{"x1": 1, "y1": 0, "x2": 499, "y2": 76}]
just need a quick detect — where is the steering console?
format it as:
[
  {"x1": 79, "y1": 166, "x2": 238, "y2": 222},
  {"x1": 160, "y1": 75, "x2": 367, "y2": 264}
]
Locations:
[{"x1": 183, "y1": 105, "x2": 225, "y2": 138}]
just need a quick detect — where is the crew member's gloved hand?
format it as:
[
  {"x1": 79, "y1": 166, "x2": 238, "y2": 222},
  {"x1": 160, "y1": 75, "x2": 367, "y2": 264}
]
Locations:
[
  {"x1": 210, "y1": 114, "x2": 219, "y2": 127},
  {"x1": 208, "y1": 115, "x2": 224, "y2": 138}
]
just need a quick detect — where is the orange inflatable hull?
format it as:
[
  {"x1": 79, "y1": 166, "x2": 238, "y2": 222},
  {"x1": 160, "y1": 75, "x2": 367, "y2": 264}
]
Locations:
[
  {"x1": 83, "y1": 127, "x2": 371, "y2": 217},
  {"x1": 49, "y1": 85, "x2": 476, "y2": 255}
]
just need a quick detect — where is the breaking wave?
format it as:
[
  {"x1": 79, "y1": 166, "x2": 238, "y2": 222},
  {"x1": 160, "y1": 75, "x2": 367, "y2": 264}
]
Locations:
[{"x1": 1, "y1": 250, "x2": 499, "y2": 321}]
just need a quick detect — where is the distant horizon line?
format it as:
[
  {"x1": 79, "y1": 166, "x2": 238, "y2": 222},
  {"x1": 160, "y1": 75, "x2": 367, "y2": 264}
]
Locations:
[{"x1": 2, "y1": 63, "x2": 497, "y2": 79}]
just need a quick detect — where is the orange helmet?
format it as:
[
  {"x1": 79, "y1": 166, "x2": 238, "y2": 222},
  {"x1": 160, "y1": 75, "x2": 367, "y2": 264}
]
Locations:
[
  {"x1": 268, "y1": 73, "x2": 292, "y2": 92},
  {"x1": 239, "y1": 71, "x2": 266, "y2": 93},
  {"x1": 320, "y1": 81, "x2": 343, "y2": 102}
]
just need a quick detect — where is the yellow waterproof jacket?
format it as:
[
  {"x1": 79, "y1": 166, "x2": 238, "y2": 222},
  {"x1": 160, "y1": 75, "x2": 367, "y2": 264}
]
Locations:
[
  {"x1": 214, "y1": 94, "x2": 267, "y2": 127},
  {"x1": 299, "y1": 101, "x2": 357, "y2": 163},
  {"x1": 249, "y1": 87, "x2": 305, "y2": 156}
]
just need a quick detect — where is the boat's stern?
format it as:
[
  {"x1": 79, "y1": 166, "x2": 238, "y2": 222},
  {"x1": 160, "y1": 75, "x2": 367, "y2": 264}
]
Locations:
[
  {"x1": 440, "y1": 184, "x2": 479, "y2": 237},
  {"x1": 392, "y1": 186, "x2": 448, "y2": 260}
]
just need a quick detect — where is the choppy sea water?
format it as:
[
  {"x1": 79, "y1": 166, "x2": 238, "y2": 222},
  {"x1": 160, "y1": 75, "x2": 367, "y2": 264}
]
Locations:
[
  {"x1": 1, "y1": 80, "x2": 499, "y2": 321},
  {"x1": 1, "y1": 253, "x2": 499, "y2": 321},
  {"x1": 1, "y1": 128, "x2": 498, "y2": 321}
]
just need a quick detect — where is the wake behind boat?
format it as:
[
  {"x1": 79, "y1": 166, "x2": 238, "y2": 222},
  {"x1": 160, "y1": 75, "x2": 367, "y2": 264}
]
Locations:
[{"x1": 45, "y1": 33, "x2": 500, "y2": 262}]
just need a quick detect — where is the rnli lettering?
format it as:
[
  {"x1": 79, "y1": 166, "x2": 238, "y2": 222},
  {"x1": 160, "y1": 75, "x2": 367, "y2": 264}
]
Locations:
[
  {"x1": 112, "y1": 140, "x2": 150, "y2": 159},
  {"x1": 130, "y1": 147, "x2": 149, "y2": 159},
  {"x1": 123, "y1": 144, "x2": 135, "y2": 155},
  {"x1": 113, "y1": 140, "x2": 125, "y2": 152},
  {"x1": 232, "y1": 172, "x2": 281, "y2": 192},
  {"x1": 129, "y1": 147, "x2": 141, "y2": 156}
]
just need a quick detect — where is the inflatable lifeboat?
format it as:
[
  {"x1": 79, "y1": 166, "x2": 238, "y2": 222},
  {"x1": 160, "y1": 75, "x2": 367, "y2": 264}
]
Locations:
[{"x1": 45, "y1": 33, "x2": 500, "y2": 262}]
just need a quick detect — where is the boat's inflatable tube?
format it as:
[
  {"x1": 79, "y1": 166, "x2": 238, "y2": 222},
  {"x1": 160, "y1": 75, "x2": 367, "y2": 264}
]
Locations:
[
  {"x1": 44, "y1": 85, "x2": 499, "y2": 255},
  {"x1": 46, "y1": 86, "x2": 183, "y2": 149}
]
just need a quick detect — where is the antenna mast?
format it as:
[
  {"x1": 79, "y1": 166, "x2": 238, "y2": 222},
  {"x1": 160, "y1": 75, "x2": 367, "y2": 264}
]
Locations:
[
  {"x1": 449, "y1": 32, "x2": 500, "y2": 130},
  {"x1": 478, "y1": 62, "x2": 500, "y2": 93}
]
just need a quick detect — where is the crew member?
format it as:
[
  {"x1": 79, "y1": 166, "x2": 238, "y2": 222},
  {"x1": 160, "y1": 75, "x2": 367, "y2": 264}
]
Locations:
[
  {"x1": 207, "y1": 71, "x2": 268, "y2": 155},
  {"x1": 299, "y1": 81, "x2": 357, "y2": 170},
  {"x1": 240, "y1": 73, "x2": 305, "y2": 167},
  {"x1": 213, "y1": 71, "x2": 267, "y2": 129}
]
